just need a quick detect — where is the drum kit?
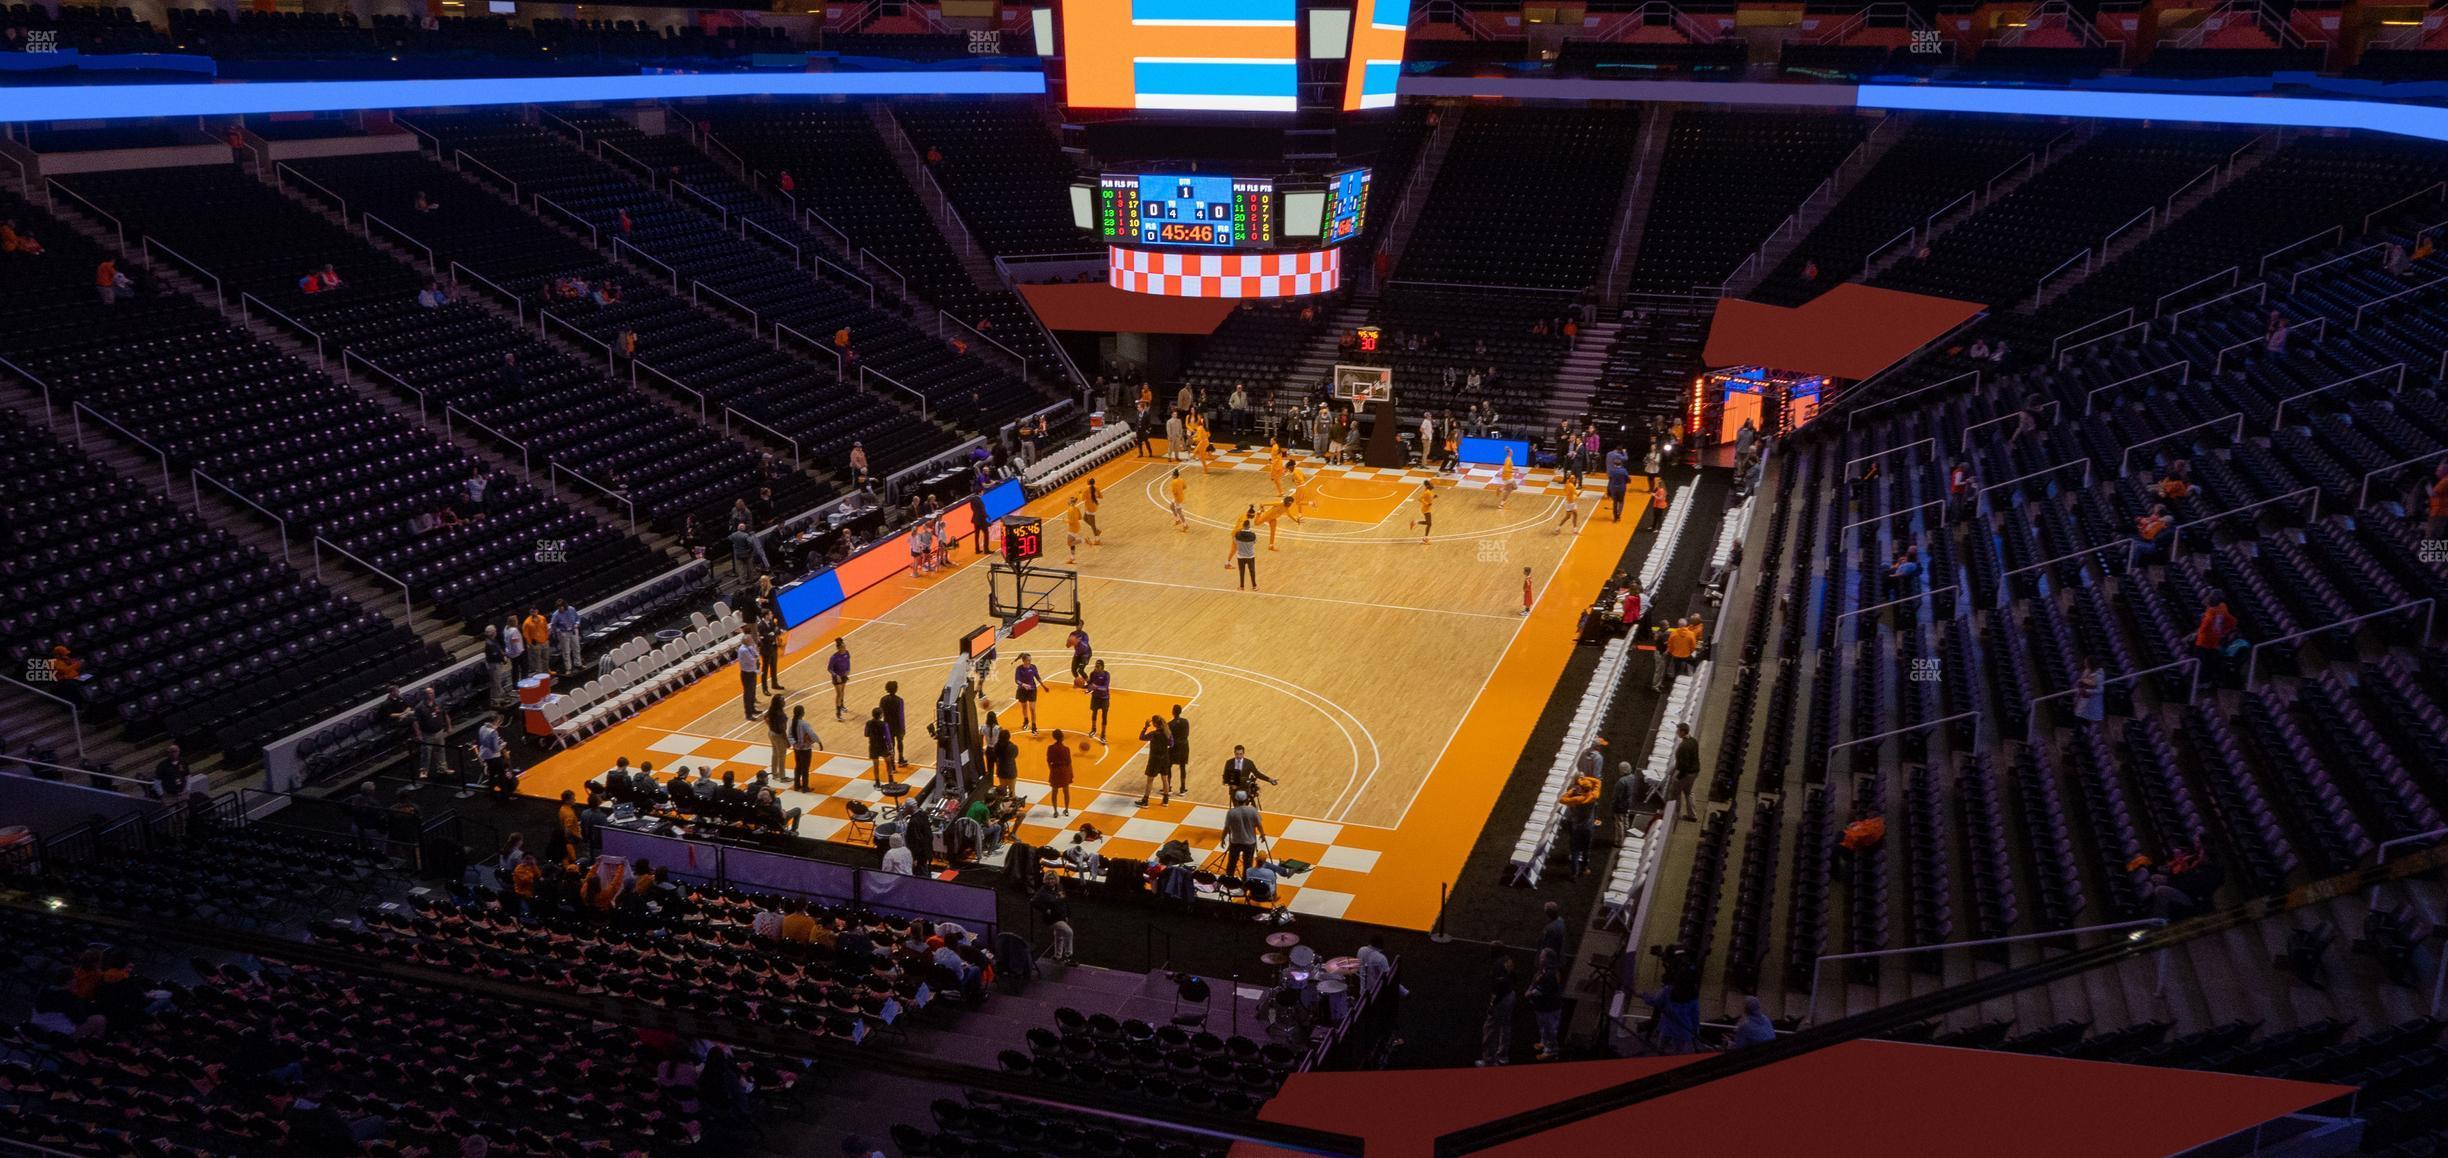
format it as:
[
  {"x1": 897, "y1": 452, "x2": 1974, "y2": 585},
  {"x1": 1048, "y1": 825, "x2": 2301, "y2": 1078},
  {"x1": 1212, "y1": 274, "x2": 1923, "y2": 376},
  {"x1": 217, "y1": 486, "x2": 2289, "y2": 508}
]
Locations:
[{"x1": 1261, "y1": 932, "x2": 1362, "y2": 1029}]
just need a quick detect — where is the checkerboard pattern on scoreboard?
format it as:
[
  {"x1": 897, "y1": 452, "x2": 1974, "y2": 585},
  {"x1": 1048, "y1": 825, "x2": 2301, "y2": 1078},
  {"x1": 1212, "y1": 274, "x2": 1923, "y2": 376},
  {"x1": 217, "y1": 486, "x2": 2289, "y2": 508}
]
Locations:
[
  {"x1": 637, "y1": 731, "x2": 1388, "y2": 920},
  {"x1": 1109, "y1": 246, "x2": 1341, "y2": 299}
]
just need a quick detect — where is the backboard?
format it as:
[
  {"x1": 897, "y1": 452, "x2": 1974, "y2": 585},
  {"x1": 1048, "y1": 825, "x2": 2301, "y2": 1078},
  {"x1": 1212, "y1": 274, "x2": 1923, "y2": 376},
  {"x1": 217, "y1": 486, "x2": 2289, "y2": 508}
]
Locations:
[
  {"x1": 1333, "y1": 363, "x2": 1393, "y2": 406},
  {"x1": 988, "y1": 561, "x2": 1081, "y2": 627}
]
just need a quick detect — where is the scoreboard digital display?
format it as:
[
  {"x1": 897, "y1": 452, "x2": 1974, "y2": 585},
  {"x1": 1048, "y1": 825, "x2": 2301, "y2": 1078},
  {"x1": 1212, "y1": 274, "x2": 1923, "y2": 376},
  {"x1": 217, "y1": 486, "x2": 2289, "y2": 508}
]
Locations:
[
  {"x1": 1326, "y1": 168, "x2": 1370, "y2": 243},
  {"x1": 1096, "y1": 173, "x2": 1276, "y2": 249}
]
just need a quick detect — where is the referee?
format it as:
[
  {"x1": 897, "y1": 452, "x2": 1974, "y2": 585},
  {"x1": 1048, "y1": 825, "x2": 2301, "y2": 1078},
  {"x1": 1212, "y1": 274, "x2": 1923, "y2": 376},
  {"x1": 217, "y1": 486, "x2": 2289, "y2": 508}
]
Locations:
[{"x1": 1230, "y1": 509, "x2": 1260, "y2": 590}]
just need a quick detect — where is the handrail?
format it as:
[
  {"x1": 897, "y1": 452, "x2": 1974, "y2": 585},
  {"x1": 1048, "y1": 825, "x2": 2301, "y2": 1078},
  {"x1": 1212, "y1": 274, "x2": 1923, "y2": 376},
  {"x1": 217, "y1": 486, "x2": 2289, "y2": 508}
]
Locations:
[
  {"x1": 141, "y1": 235, "x2": 223, "y2": 312},
  {"x1": 1962, "y1": 401, "x2": 2060, "y2": 451},
  {"x1": 812, "y1": 251, "x2": 875, "y2": 304},
  {"x1": 2260, "y1": 223, "x2": 2345, "y2": 278},
  {"x1": 1826, "y1": 707, "x2": 1978, "y2": 753},
  {"x1": 862, "y1": 365, "x2": 928, "y2": 420},
  {"x1": 3, "y1": 750, "x2": 149, "y2": 789},
  {"x1": 312, "y1": 535, "x2": 412, "y2": 621},
  {"x1": 2370, "y1": 827, "x2": 2448, "y2": 910},
  {"x1": 0, "y1": 673, "x2": 87, "y2": 761},
  {"x1": 2288, "y1": 240, "x2": 2385, "y2": 294},
  {"x1": 2359, "y1": 448, "x2": 2448, "y2": 511},
  {"x1": 2272, "y1": 362, "x2": 2404, "y2": 432},
  {"x1": 2083, "y1": 360, "x2": 2190, "y2": 416},
  {"x1": 2034, "y1": 249, "x2": 2091, "y2": 301},
  {"x1": 1925, "y1": 189, "x2": 1975, "y2": 234},
  {"x1": 1845, "y1": 370, "x2": 1978, "y2": 429},
  {"x1": 2166, "y1": 279, "x2": 2270, "y2": 327},
  {"x1": 275, "y1": 161, "x2": 351, "y2": 223},
  {"x1": 1983, "y1": 152, "x2": 2035, "y2": 200},
  {"x1": 71, "y1": 401, "x2": 171, "y2": 494},
  {"x1": 2131, "y1": 486, "x2": 2318, "y2": 569},
  {"x1": 723, "y1": 407, "x2": 803, "y2": 472},
  {"x1": 613, "y1": 237, "x2": 677, "y2": 291},
  {"x1": 1, "y1": 150, "x2": 26, "y2": 196},
  {"x1": 193, "y1": 468, "x2": 290, "y2": 563},
  {"x1": 2115, "y1": 412, "x2": 2245, "y2": 475},
  {"x1": 537, "y1": 106, "x2": 588, "y2": 148},
  {"x1": 2365, "y1": 181, "x2": 2446, "y2": 235},
  {"x1": 532, "y1": 193, "x2": 599, "y2": 249},
  {"x1": 45, "y1": 178, "x2": 124, "y2": 254},
  {"x1": 2244, "y1": 599, "x2": 2438, "y2": 688},
  {"x1": 2050, "y1": 307, "x2": 2135, "y2": 364},
  {"x1": 548, "y1": 461, "x2": 636, "y2": 534},
  {"x1": 2026, "y1": 659, "x2": 2199, "y2": 740},
  {"x1": 0, "y1": 353, "x2": 56, "y2": 426},
  {"x1": 455, "y1": 150, "x2": 521, "y2": 202},
  {"x1": 362, "y1": 212, "x2": 434, "y2": 271},
  {"x1": 2152, "y1": 266, "x2": 2238, "y2": 319},
  {"x1": 443, "y1": 404, "x2": 531, "y2": 480},
  {"x1": 238, "y1": 292, "x2": 325, "y2": 366},
  {"x1": 1803, "y1": 920, "x2": 2165, "y2": 1027},
  {"x1": 539, "y1": 309, "x2": 616, "y2": 376},
  {"x1": 343, "y1": 349, "x2": 428, "y2": 421},
  {"x1": 2101, "y1": 205, "x2": 2156, "y2": 252},
  {"x1": 1838, "y1": 497, "x2": 1948, "y2": 536},
  {"x1": 448, "y1": 261, "x2": 527, "y2": 325},
  {"x1": 631, "y1": 359, "x2": 707, "y2": 420},
  {"x1": 775, "y1": 322, "x2": 845, "y2": 379},
  {"x1": 2161, "y1": 164, "x2": 2218, "y2": 218},
  {"x1": 741, "y1": 217, "x2": 802, "y2": 266},
  {"x1": 690, "y1": 280, "x2": 761, "y2": 336},
  {"x1": 860, "y1": 248, "x2": 908, "y2": 299},
  {"x1": 2056, "y1": 319, "x2": 2150, "y2": 369},
  {"x1": 596, "y1": 137, "x2": 654, "y2": 181},
  {"x1": 703, "y1": 134, "x2": 749, "y2": 180},
  {"x1": 1975, "y1": 458, "x2": 2092, "y2": 503},
  {"x1": 2354, "y1": 276, "x2": 2448, "y2": 331},
  {"x1": 1865, "y1": 225, "x2": 1917, "y2": 270},
  {"x1": 672, "y1": 180, "x2": 729, "y2": 228},
  {"x1": 2002, "y1": 539, "x2": 2128, "y2": 592},
  {"x1": 804, "y1": 207, "x2": 851, "y2": 248},
  {"x1": 940, "y1": 310, "x2": 1025, "y2": 368},
  {"x1": 1843, "y1": 437, "x2": 1933, "y2": 474}
]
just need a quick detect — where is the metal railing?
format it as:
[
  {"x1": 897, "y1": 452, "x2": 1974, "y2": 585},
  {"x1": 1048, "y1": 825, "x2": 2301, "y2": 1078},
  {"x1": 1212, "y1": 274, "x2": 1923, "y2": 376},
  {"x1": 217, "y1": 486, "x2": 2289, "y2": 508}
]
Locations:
[
  {"x1": 613, "y1": 237, "x2": 677, "y2": 291},
  {"x1": 2025, "y1": 658, "x2": 2199, "y2": 739},
  {"x1": 455, "y1": 151, "x2": 521, "y2": 202},
  {"x1": 238, "y1": 292, "x2": 325, "y2": 366},
  {"x1": 775, "y1": 322, "x2": 845, "y2": 379},
  {"x1": 444, "y1": 404, "x2": 531, "y2": 480},
  {"x1": 2083, "y1": 360, "x2": 2190, "y2": 415},
  {"x1": 548, "y1": 461, "x2": 636, "y2": 534},
  {"x1": 540, "y1": 309, "x2": 616, "y2": 376},
  {"x1": 723, "y1": 407, "x2": 803, "y2": 472},
  {"x1": 2132, "y1": 486, "x2": 2318, "y2": 569},
  {"x1": 2033, "y1": 249, "x2": 2092, "y2": 302},
  {"x1": 2273, "y1": 362, "x2": 2403, "y2": 432},
  {"x1": 448, "y1": 261, "x2": 527, "y2": 325},
  {"x1": 72, "y1": 401, "x2": 171, "y2": 494},
  {"x1": 2115, "y1": 412, "x2": 2244, "y2": 475},
  {"x1": 2259, "y1": 224, "x2": 2344, "y2": 278},
  {"x1": 632, "y1": 359, "x2": 707, "y2": 419},
  {"x1": 0, "y1": 353, "x2": 56, "y2": 426},
  {"x1": 672, "y1": 180, "x2": 729, "y2": 228},
  {"x1": 2056, "y1": 319, "x2": 2151, "y2": 369},
  {"x1": 1845, "y1": 370, "x2": 1978, "y2": 430},
  {"x1": 1843, "y1": 437, "x2": 1934, "y2": 474},
  {"x1": 1835, "y1": 583, "x2": 1957, "y2": 624},
  {"x1": 2153, "y1": 267, "x2": 2239, "y2": 319},
  {"x1": 804, "y1": 207, "x2": 851, "y2": 248},
  {"x1": 2359, "y1": 448, "x2": 2448, "y2": 511},
  {"x1": 141, "y1": 235, "x2": 223, "y2": 312},
  {"x1": 2289, "y1": 241, "x2": 2387, "y2": 295},
  {"x1": 2102, "y1": 206, "x2": 2157, "y2": 253},
  {"x1": 2244, "y1": 599, "x2": 2438, "y2": 687},
  {"x1": 1803, "y1": 919, "x2": 2167, "y2": 1027},
  {"x1": 1977, "y1": 459, "x2": 2093, "y2": 506},
  {"x1": 861, "y1": 248, "x2": 908, "y2": 299},
  {"x1": 939, "y1": 311, "x2": 1025, "y2": 369},
  {"x1": 343, "y1": 349, "x2": 428, "y2": 421},
  {"x1": 1, "y1": 673, "x2": 87, "y2": 760},
  {"x1": 2365, "y1": 181, "x2": 2446, "y2": 235},
  {"x1": 2, "y1": 750, "x2": 150, "y2": 792},
  {"x1": 362, "y1": 212, "x2": 434, "y2": 271},
  {"x1": 742, "y1": 217, "x2": 802, "y2": 267},
  {"x1": 1962, "y1": 401, "x2": 2059, "y2": 451},
  {"x1": 1984, "y1": 152, "x2": 2036, "y2": 201},
  {"x1": 2001, "y1": 540, "x2": 2125, "y2": 604},
  {"x1": 2213, "y1": 316, "x2": 2329, "y2": 376},
  {"x1": 275, "y1": 161, "x2": 351, "y2": 223},
  {"x1": 596, "y1": 137, "x2": 654, "y2": 181},
  {"x1": 193, "y1": 468, "x2": 290, "y2": 562},
  {"x1": 2166, "y1": 280, "x2": 2269, "y2": 327},
  {"x1": 862, "y1": 365, "x2": 929, "y2": 419},
  {"x1": 2162, "y1": 165, "x2": 2219, "y2": 217},
  {"x1": 2354, "y1": 276, "x2": 2448, "y2": 331},
  {"x1": 691, "y1": 280, "x2": 761, "y2": 336},
  {"x1": 45, "y1": 177, "x2": 124, "y2": 254},
  {"x1": 533, "y1": 194, "x2": 599, "y2": 249},
  {"x1": 312, "y1": 535, "x2": 412, "y2": 621},
  {"x1": 2050, "y1": 307, "x2": 2135, "y2": 364}
]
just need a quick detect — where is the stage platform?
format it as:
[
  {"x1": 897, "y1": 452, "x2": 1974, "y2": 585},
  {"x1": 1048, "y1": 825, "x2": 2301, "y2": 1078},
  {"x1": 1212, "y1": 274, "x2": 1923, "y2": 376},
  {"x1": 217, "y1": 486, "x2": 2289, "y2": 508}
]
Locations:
[{"x1": 517, "y1": 442, "x2": 1650, "y2": 930}]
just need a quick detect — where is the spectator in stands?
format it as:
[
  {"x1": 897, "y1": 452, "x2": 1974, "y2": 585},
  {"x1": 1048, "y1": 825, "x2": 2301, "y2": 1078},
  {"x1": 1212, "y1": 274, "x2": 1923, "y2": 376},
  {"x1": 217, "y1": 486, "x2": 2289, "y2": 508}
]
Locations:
[
  {"x1": 496, "y1": 351, "x2": 524, "y2": 401},
  {"x1": 415, "y1": 282, "x2": 446, "y2": 309},
  {"x1": 1948, "y1": 461, "x2": 1974, "y2": 521},
  {"x1": 2073, "y1": 656, "x2": 2106, "y2": 725},
  {"x1": 2195, "y1": 588, "x2": 2242, "y2": 685},
  {"x1": 500, "y1": 611, "x2": 527, "y2": 681},
  {"x1": 153, "y1": 743, "x2": 190, "y2": 800},
  {"x1": 1836, "y1": 814, "x2": 1885, "y2": 868},
  {"x1": 1887, "y1": 545, "x2": 1922, "y2": 593},
  {"x1": 1527, "y1": 948, "x2": 1566, "y2": 1061},
  {"x1": 1731, "y1": 995, "x2": 1777, "y2": 1048},
  {"x1": 556, "y1": 789, "x2": 583, "y2": 856},
  {"x1": 94, "y1": 258, "x2": 125, "y2": 304},
  {"x1": 1561, "y1": 769, "x2": 1601, "y2": 878},
  {"x1": 1477, "y1": 947, "x2": 1518, "y2": 1067},
  {"x1": 47, "y1": 640, "x2": 82, "y2": 684},
  {"x1": 1669, "y1": 723, "x2": 1699, "y2": 815},
  {"x1": 2265, "y1": 309, "x2": 2290, "y2": 355},
  {"x1": 2425, "y1": 461, "x2": 2448, "y2": 541},
  {"x1": 413, "y1": 190, "x2": 439, "y2": 214},
  {"x1": 1848, "y1": 459, "x2": 1881, "y2": 507},
  {"x1": 2137, "y1": 504, "x2": 2174, "y2": 563},
  {"x1": 0, "y1": 220, "x2": 42, "y2": 257},
  {"x1": 750, "y1": 782, "x2": 801, "y2": 832},
  {"x1": 2158, "y1": 459, "x2": 2197, "y2": 503},
  {"x1": 881, "y1": 833, "x2": 914, "y2": 875}
]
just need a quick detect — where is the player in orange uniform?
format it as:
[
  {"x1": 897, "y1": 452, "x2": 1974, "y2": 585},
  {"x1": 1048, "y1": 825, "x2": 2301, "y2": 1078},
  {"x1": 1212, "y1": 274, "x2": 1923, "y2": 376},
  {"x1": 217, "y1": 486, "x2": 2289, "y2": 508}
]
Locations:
[
  {"x1": 1166, "y1": 468, "x2": 1190, "y2": 531},
  {"x1": 1281, "y1": 461, "x2": 1314, "y2": 517},
  {"x1": 1496, "y1": 451, "x2": 1521, "y2": 511},
  {"x1": 1062, "y1": 496, "x2": 1085, "y2": 564},
  {"x1": 1263, "y1": 448, "x2": 1288, "y2": 496},
  {"x1": 1252, "y1": 494, "x2": 1297, "y2": 550},
  {"x1": 1192, "y1": 419, "x2": 1219, "y2": 474},
  {"x1": 1555, "y1": 471, "x2": 1583, "y2": 534},
  {"x1": 1411, "y1": 481, "x2": 1437, "y2": 545},
  {"x1": 1081, "y1": 478, "x2": 1105, "y2": 547}
]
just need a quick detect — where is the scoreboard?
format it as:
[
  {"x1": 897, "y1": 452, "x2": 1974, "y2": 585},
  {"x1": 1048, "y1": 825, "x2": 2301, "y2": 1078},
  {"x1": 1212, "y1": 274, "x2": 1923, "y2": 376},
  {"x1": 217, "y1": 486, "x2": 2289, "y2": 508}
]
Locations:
[
  {"x1": 1097, "y1": 173, "x2": 1274, "y2": 249},
  {"x1": 1326, "y1": 168, "x2": 1370, "y2": 244}
]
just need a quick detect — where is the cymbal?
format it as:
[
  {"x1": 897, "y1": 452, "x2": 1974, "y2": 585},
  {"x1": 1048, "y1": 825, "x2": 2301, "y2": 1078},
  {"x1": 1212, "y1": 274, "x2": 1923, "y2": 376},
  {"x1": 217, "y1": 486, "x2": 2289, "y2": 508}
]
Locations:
[
  {"x1": 1260, "y1": 952, "x2": 1287, "y2": 966},
  {"x1": 1289, "y1": 945, "x2": 1317, "y2": 966},
  {"x1": 1264, "y1": 931, "x2": 1302, "y2": 949},
  {"x1": 1317, "y1": 978, "x2": 1348, "y2": 994},
  {"x1": 1323, "y1": 956, "x2": 1363, "y2": 975}
]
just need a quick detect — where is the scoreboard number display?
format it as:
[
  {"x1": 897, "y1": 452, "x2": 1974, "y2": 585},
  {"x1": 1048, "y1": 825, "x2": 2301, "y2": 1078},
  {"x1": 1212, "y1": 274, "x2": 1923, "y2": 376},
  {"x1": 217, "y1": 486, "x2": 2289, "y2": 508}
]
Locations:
[
  {"x1": 1097, "y1": 173, "x2": 1276, "y2": 249},
  {"x1": 1000, "y1": 516, "x2": 1044, "y2": 565},
  {"x1": 1326, "y1": 168, "x2": 1370, "y2": 243}
]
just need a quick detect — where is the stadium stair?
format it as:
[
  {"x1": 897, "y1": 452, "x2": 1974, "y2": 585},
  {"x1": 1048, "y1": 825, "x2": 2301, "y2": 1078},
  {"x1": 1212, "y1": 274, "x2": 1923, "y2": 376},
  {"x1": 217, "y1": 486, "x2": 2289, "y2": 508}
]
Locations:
[
  {"x1": 1600, "y1": 106, "x2": 1672, "y2": 311},
  {"x1": 2027, "y1": 131, "x2": 2282, "y2": 312},
  {"x1": 1717, "y1": 112, "x2": 1913, "y2": 301},
  {"x1": 1365, "y1": 109, "x2": 1461, "y2": 284},
  {"x1": 1855, "y1": 123, "x2": 2099, "y2": 288},
  {"x1": 868, "y1": 103, "x2": 1012, "y2": 297}
]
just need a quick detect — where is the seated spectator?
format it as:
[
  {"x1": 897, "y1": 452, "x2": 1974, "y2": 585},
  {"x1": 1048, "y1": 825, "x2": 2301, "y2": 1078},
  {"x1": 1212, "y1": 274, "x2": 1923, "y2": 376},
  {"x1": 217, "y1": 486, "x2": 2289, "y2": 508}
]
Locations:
[{"x1": 2136, "y1": 504, "x2": 2174, "y2": 562}]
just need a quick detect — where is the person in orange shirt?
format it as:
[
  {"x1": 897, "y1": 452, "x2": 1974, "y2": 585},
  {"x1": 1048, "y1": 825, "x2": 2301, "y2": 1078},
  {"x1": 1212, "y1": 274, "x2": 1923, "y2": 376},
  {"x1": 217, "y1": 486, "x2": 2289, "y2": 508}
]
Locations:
[
  {"x1": 1411, "y1": 481, "x2": 1436, "y2": 545},
  {"x1": 2194, "y1": 588, "x2": 2240, "y2": 684},
  {"x1": 2427, "y1": 461, "x2": 2448, "y2": 540},
  {"x1": 1166, "y1": 469, "x2": 1189, "y2": 531},
  {"x1": 2136, "y1": 504, "x2": 2174, "y2": 562},
  {"x1": 556, "y1": 790, "x2": 584, "y2": 856},
  {"x1": 1554, "y1": 472, "x2": 1583, "y2": 534},
  {"x1": 49, "y1": 644, "x2": 81, "y2": 684},
  {"x1": 95, "y1": 259, "x2": 119, "y2": 304},
  {"x1": 521, "y1": 607, "x2": 551, "y2": 676},
  {"x1": 1080, "y1": 478, "x2": 1105, "y2": 546},
  {"x1": 2158, "y1": 459, "x2": 2196, "y2": 502},
  {"x1": 1252, "y1": 495, "x2": 1296, "y2": 550},
  {"x1": 1062, "y1": 496, "x2": 1085, "y2": 564}
]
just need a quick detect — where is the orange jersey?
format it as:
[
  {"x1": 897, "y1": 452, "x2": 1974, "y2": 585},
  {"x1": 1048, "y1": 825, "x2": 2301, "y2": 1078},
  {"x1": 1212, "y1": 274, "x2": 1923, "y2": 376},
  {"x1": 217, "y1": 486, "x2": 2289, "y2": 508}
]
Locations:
[
  {"x1": 1168, "y1": 476, "x2": 1187, "y2": 504},
  {"x1": 1417, "y1": 488, "x2": 1436, "y2": 514},
  {"x1": 1083, "y1": 487, "x2": 1100, "y2": 514},
  {"x1": 1064, "y1": 505, "x2": 1083, "y2": 532}
]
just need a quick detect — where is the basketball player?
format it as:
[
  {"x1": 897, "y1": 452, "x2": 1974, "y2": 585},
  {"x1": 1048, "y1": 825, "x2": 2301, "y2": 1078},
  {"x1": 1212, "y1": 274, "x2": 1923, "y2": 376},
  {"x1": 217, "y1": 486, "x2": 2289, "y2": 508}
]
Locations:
[
  {"x1": 1555, "y1": 471, "x2": 1583, "y2": 534},
  {"x1": 1012, "y1": 652, "x2": 1042, "y2": 734},
  {"x1": 827, "y1": 638, "x2": 852, "y2": 721},
  {"x1": 1167, "y1": 468, "x2": 1190, "y2": 531},
  {"x1": 1264, "y1": 448, "x2": 1288, "y2": 497},
  {"x1": 1066, "y1": 623, "x2": 1093, "y2": 687},
  {"x1": 1085, "y1": 659, "x2": 1112, "y2": 742},
  {"x1": 1193, "y1": 419, "x2": 1220, "y2": 475},
  {"x1": 1062, "y1": 495, "x2": 1085, "y2": 563},
  {"x1": 1252, "y1": 494, "x2": 1297, "y2": 551},
  {"x1": 1496, "y1": 451, "x2": 1521, "y2": 511},
  {"x1": 1521, "y1": 566, "x2": 1535, "y2": 616},
  {"x1": 1410, "y1": 480, "x2": 1436, "y2": 546},
  {"x1": 1081, "y1": 478, "x2": 1105, "y2": 547},
  {"x1": 1281, "y1": 460, "x2": 1313, "y2": 517}
]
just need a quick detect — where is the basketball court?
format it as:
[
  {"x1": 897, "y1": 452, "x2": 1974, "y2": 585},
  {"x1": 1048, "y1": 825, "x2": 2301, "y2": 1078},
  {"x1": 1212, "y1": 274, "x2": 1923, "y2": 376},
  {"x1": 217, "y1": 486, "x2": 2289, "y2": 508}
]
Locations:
[{"x1": 516, "y1": 429, "x2": 1650, "y2": 929}]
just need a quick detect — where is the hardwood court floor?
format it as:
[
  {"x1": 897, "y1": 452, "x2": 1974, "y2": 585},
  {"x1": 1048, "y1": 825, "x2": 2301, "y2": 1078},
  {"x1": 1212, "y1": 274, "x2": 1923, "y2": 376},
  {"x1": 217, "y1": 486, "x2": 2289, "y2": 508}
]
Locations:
[{"x1": 518, "y1": 444, "x2": 1647, "y2": 928}]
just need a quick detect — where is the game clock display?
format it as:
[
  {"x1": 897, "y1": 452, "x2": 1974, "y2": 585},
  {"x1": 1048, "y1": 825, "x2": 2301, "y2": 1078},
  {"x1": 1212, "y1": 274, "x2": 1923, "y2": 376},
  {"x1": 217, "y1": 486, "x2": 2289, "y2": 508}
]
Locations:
[{"x1": 1097, "y1": 173, "x2": 1275, "y2": 249}]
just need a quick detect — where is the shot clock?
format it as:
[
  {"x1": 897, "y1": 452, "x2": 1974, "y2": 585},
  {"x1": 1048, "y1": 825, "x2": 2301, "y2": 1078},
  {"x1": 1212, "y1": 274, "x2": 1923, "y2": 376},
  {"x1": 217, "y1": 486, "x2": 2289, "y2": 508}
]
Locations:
[{"x1": 1000, "y1": 516, "x2": 1045, "y2": 565}]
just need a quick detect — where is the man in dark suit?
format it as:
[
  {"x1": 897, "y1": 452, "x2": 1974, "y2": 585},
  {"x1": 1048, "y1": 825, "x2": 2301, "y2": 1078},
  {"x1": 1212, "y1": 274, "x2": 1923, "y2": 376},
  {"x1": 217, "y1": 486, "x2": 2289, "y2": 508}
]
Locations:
[
  {"x1": 1221, "y1": 745, "x2": 1276, "y2": 804},
  {"x1": 1166, "y1": 705, "x2": 1191, "y2": 796},
  {"x1": 712, "y1": 771, "x2": 748, "y2": 814},
  {"x1": 666, "y1": 767, "x2": 699, "y2": 811}
]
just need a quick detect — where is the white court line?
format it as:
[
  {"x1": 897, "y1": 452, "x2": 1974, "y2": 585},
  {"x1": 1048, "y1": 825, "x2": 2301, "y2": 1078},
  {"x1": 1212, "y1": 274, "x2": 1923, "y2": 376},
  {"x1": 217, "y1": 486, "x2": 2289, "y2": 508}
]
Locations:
[
  {"x1": 1144, "y1": 467, "x2": 1566, "y2": 542},
  {"x1": 1087, "y1": 572, "x2": 1532, "y2": 623}
]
